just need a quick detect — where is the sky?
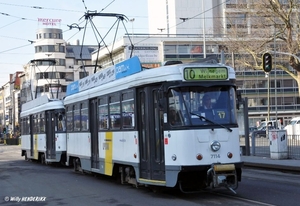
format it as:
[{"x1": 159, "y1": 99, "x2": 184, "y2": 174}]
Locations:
[{"x1": 0, "y1": 0, "x2": 149, "y2": 87}]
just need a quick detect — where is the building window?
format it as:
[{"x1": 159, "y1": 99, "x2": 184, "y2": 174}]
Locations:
[
  {"x1": 178, "y1": 45, "x2": 189, "y2": 54},
  {"x1": 66, "y1": 48, "x2": 74, "y2": 53},
  {"x1": 79, "y1": 72, "x2": 88, "y2": 79},
  {"x1": 164, "y1": 45, "x2": 177, "y2": 54}
]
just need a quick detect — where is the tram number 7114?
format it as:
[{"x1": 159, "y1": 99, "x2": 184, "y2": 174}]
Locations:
[{"x1": 211, "y1": 154, "x2": 221, "y2": 159}]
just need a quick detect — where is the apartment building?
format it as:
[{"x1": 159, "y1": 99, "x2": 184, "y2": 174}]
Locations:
[
  {"x1": 20, "y1": 28, "x2": 97, "y2": 103},
  {"x1": 1, "y1": 28, "x2": 97, "y2": 136}
]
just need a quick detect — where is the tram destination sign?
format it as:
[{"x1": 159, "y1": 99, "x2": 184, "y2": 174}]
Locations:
[{"x1": 184, "y1": 67, "x2": 228, "y2": 80}]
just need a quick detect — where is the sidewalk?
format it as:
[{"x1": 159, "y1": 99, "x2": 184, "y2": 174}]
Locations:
[{"x1": 242, "y1": 155, "x2": 300, "y2": 172}]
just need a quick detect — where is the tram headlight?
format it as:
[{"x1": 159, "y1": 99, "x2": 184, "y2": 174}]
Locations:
[{"x1": 210, "y1": 141, "x2": 221, "y2": 152}]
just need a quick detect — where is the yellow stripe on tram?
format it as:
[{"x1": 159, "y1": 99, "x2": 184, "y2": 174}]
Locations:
[
  {"x1": 104, "y1": 132, "x2": 113, "y2": 176},
  {"x1": 34, "y1": 134, "x2": 38, "y2": 160},
  {"x1": 139, "y1": 178, "x2": 166, "y2": 185}
]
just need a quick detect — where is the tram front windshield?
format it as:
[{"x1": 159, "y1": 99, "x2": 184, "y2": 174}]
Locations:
[{"x1": 167, "y1": 86, "x2": 237, "y2": 126}]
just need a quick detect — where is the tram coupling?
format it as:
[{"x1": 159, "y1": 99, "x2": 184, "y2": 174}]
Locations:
[{"x1": 207, "y1": 163, "x2": 238, "y2": 194}]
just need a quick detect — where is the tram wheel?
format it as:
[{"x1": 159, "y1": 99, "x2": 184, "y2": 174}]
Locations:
[
  {"x1": 73, "y1": 158, "x2": 82, "y2": 172},
  {"x1": 24, "y1": 152, "x2": 28, "y2": 161},
  {"x1": 73, "y1": 158, "x2": 78, "y2": 172},
  {"x1": 41, "y1": 154, "x2": 46, "y2": 165}
]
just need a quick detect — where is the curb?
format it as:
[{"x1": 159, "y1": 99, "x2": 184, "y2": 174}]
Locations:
[{"x1": 243, "y1": 161, "x2": 300, "y2": 172}]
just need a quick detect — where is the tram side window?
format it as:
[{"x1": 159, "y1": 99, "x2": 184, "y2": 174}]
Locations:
[
  {"x1": 66, "y1": 106, "x2": 74, "y2": 131},
  {"x1": 33, "y1": 115, "x2": 38, "y2": 133},
  {"x1": 99, "y1": 97, "x2": 108, "y2": 130},
  {"x1": 168, "y1": 90, "x2": 183, "y2": 126},
  {"x1": 109, "y1": 94, "x2": 121, "y2": 130},
  {"x1": 27, "y1": 117, "x2": 30, "y2": 134},
  {"x1": 122, "y1": 91, "x2": 134, "y2": 129},
  {"x1": 57, "y1": 112, "x2": 66, "y2": 132},
  {"x1": 74, "y1": 104, "x2": 80, "y2": 131},
  {"x1": 81, "y1": 102, "x2": 89, "y2": 131},
  {"x1": 21, "y1": 117, "x2": 30, "y2": 135},
  {"x1": 20, "y1": 118, "x2": 24, "y2": 135},
  {"x1": 36, "y1": 115, "x2": 40, "y2": 133},
  {"x1": 39, "y1": 113, "x2": 45, "y2": 133}
]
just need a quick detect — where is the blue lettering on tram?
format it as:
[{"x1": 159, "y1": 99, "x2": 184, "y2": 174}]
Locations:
[
  {"x1": 115, "y1": 56, "x2": 142, "y2": 79},
  {"x1": 66, "y1": 81, "x2": 79, "y2": 96},
  {"x1": 66, "y1": 56, "x2": 142, "y2": 96}
]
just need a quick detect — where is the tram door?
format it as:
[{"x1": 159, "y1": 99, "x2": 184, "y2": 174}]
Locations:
[
  {"x1": 45, "y1": 111, "x2": 55, "y2": 159},
  {"x1": 137, "y1": 87, "x2": 165, "y2": 181},
  {"x1": 90, "y1": 99, "x2": 99, "y2": 169}
]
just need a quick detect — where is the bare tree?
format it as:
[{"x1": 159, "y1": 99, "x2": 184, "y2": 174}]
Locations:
[{"x1": 221, "y1": 0, "x2": 300, "y2": 95}]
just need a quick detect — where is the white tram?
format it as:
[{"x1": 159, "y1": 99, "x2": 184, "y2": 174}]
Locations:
[
  {"x1": 20, "y1": 95, "x2": 67, "y2": 164},
  {"x1": 64, "y1": 56, "x2": 243, "y2": 193}
]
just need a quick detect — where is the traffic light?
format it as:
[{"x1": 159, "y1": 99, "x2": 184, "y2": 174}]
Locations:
[
  {"x1": 3, "y1": 127, "x2": 6, "y2": 134},
  {"x1": 263, "y1": 53, "x2": 272, "y2": 72}
]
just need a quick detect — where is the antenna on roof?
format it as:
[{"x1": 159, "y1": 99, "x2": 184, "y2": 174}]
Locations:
[
  {"x1": 29, "y1": 59, "x2": 60, "y2": 100},
  {"x1": 67, "y1": 10, "x2": 134, "y2": 75}
]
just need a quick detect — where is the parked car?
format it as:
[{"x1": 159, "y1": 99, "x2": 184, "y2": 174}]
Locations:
[
  {"x1": 249, "y1": 120, "x2": 281, "y2": 138},
  {"x1": 249, "y1": 126, "x2": 257, "y2": 137},
  {"x1": 249, "y1": 126, "x2": 257, "y2": 132},
  {"x1": 253, "y1": 128, "x2": 267, "y2": 138},
  {"x1": 251, "y1": 126, "x2": 276, "y2": 138}
]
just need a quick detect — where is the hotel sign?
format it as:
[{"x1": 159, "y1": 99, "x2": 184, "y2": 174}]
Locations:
[{"x1": 38, "y1": 18, "x2": 62, "y2": 26}]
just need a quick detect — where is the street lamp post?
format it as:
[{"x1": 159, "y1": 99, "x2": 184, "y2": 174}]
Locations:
[
  {"x1": 266, "y1": 72, "x2": 270, "y2": 122},
  {"x1": 157, "y1": 28, "x2": 165, "y2": 32},
  {"x1": 157, "y1": 28, "x2": 166, "y2": 37}
]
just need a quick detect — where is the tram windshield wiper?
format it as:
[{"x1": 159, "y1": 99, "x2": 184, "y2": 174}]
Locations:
[{"x1": 190, "y1": 112, "x2": 232, "y2": 132}]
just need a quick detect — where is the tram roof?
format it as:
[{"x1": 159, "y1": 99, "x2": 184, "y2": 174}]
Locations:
[
  {"x1": 64, "y1": 56, "x2": 236, "y2": 105},
  {"x1": 21, "y1": 95, "x2": 64, "y2": 117}
]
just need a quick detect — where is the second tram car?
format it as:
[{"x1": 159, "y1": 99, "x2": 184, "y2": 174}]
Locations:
[
  {"x1": 64, "y1": 57, "x2": 242, "y2": 193},
  {"x1": 20, "y1": 95, "x2": 67, "y2": 164}
]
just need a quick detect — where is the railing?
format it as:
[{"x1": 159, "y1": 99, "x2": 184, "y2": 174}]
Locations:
[{"x1": 240, "y1": 134, "x2": 300, "y2": 159}]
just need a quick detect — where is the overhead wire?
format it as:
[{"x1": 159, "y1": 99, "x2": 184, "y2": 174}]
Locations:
[
  {"x1": 133, "y1": 0, "x2": 231, "y2": 45},
  {"x1": 100, "y1": 0, "x2": 116, "y2": 12},
  {"x1": 0, "y1": 0, "x2": 232, "y2": 69},
  {"x1": 0, "y1": 2, "x2": 83, "y2": 13},
  {"x1": 0, "y1": 18, "x2": 25, "y2": 29},
  {"x1": 0, "y1": 43, "x2": 32, "y2": 53},
  {"x1": 2, "y1": 0, "x2": 120, "y2": 71}
]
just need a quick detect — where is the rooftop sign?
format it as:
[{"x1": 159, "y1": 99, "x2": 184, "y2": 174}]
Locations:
[{"x1": 38, "y1": 18, "x2": 62, "y2": 26}]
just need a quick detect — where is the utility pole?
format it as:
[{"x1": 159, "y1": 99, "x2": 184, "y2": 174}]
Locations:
[
  {"x1": 129, "y1": 18, "x2": 135, "y2": 44},
  {"x1": 202, "y1": 0, "x2": 206, "y2": 58}
]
